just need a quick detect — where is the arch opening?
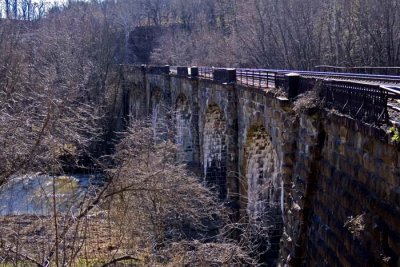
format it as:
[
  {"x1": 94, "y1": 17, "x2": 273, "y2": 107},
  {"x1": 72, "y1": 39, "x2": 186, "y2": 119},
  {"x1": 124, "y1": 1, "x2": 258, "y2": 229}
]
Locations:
[
  {"x1": 203, "y1": 104, "x2": 227, "y2": 200},
  {"x1": 243, "y1": 125, "x2": 283, "y2": 265},
  {"x1": 175, "y1": 94, "x2": 193, "y2": 163},
  {"x1": 151, "y1": 88, "x2": 168, "y2": 141},
  {"x1": 130, "y1": 88, "x2": 145, "y2": 120}
]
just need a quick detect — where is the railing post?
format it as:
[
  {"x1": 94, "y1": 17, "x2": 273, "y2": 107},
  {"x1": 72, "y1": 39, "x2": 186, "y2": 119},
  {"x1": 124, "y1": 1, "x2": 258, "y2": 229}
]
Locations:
[
  {"x1": 148, "y1": 65, "x2": 170, "y2": 75},
  {"x1": 177, "y1": 66, "x2": 188, "y2": 77},
  {"x1": 140, "y1": 64, "x2": 146, "y2": 73},
  {"x1": 285, "y1": 73, "x2": 300, "y2": 99},
  {"x1": 213, "y1": 68, "x2": 236, "y2": 84},
  {"x1": 163, "y1": 65, "x2": 170, "y2": 74},
  {"x1": 190, "y1": 67, "x2": 199, "y2": 78},
  {"x1": 252, "y1": 70, "x2": 255, "y2": 87}
]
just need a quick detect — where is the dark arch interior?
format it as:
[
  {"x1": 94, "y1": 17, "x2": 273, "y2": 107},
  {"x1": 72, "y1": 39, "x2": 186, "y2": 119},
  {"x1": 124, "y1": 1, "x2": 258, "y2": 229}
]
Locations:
[
  {"x1": 203, "y1": 104, "x2": 227, "y2": 200},
  {"x1": 175, "y1": 94, "x2": 193, "y2": 163},
  {"x1": 130, "y1": 89, "x2": 145, "y2": 120},
  {"x1": 243, "y1": 125, "x2": 283, "y2": 266},
  {"x1": 151, "y1": 88, "x2": 167, "y2": 141}
]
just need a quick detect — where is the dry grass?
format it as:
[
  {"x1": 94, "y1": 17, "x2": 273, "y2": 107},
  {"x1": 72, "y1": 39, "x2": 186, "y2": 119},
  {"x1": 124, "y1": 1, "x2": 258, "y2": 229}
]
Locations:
[{"x1": 293, "y1": 89, "x2": 321, "y2": 114}]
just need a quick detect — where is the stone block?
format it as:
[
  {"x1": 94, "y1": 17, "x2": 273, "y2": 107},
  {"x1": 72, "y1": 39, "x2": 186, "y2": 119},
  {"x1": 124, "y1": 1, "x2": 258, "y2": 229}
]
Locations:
[
  {"x1": 285, "y1": 73, "x2": 300, "y2": 99},
  {"x1": 357, "y1": 168, "x2": 369, "y2": 185},
  {"x1": 213, "y1": 68, "x2": 236, "y2": 84},
  {"x1": 338, "y1": 143, "x2": 346, "y2": 156},
  {"x1": 389, "y1": 187, "x2": 400, "y2": 205},
  {"x1": 378, "y1": 164, "x2": 398, "y2": 187},
  {"x1": 381, "y1": 146, "x2": 398, "y2": 166},
  {"x1": 362, "y1": 153, "x2": 376, "y2": 173},
  {"x1": 339, "y1": 126, "x2": 349, "y2": 141},
  {"x1": 148, "y1": 65, "x2": 170, "y2": 74},
  {"x1": 363, "y1": 139, "x2": 374, "y2": 154},
  {"x1": 177, "y1": 66, "x2": 189, "y2": 76},
  {"x1": 355, "y1": 132, "x2": 363, "y2": 149},
  {"x1": 388, "y1": 231, "x2": 400, "y2": 255},
  {"x1": 273, "y1": 110, "x2": 282, "y2": 121},
  {"x1": 190, "y1": 67, "x2": 199, "y2": 78}
]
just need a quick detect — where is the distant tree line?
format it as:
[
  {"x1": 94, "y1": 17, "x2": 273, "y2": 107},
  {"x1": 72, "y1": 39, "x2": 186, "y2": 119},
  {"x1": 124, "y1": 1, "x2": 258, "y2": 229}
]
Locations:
[
  {"x1": 149, "y1": 0, "x2": 400, "y2": 69},
  {"x1": 2, "y1": 0, "x2": 398, "y2": 69}
]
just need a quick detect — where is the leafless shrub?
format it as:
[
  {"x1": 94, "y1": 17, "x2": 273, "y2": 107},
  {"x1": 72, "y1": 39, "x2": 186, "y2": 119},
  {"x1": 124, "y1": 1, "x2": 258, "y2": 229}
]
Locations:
[
  {"x1": 293, "y1": 88, "x2": 322, "y2": 114},
  {"x1": 344, "y1": 213, "x2": 366, "y2": 238}
]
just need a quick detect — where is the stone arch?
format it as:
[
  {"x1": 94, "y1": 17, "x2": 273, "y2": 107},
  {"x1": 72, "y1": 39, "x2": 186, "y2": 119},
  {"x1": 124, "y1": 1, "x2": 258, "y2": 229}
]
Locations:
[
  {"x1": 175, "y1": 93, "x2": 193, "y2": 163},
  {"x1": 203, "y1": 103, "x2": 227, "y2": 199},
  {"x1": 130, "y1": 87, "x2": 145, "y2": 120},
  {"x1": 151, "y1": 88, "x2": 167, "y2": 141},
  {"x1": 242, "y1": 124, "x2": 283, "y2": 264}
]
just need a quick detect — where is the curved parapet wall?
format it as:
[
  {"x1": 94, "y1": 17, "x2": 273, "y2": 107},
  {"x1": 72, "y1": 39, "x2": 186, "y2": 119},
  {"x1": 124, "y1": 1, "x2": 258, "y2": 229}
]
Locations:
[{"x1": 114, "y1": 65, "x2": 400, "y2": 266}]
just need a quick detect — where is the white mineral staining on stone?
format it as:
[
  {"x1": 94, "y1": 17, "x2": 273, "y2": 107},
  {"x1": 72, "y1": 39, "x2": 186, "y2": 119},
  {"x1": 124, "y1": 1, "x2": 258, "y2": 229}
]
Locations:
[
  {"x1": 245, "y1": 126, "x2": 280, "y2": 219},
  {"x1": 151, "y1": 91, "x2": 168, "y2": 142},
  {"x1": 203, "y1": 105, "x2": 227, "y2": 178},
  {"x1": 202, "y1": 104, "x2": 227, "y2": 199},
  {"x1": 176, "y1": 94, "x2": 193, "y2": 163}
]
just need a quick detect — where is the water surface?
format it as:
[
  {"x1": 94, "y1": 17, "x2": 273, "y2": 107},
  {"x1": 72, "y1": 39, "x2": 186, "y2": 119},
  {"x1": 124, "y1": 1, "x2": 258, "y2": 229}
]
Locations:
[{"x1": 0, "y1": 174, "x2": 103, "y2": 215}]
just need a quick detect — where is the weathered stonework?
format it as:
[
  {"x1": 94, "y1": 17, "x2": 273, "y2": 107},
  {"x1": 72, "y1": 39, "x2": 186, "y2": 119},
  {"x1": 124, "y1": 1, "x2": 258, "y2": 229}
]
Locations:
[
  {"x1": 300, "y1": 114, "x2": 400, "y2": 267},
  {"x1": 175, "y1": 93, "x2": 193, "y2": 163},
  {"x1": 115, "y1": 66, "x2": 400, "y2": 267},
  {"x1": 203, "y1": 104, "x2": 228, "y2": 199},
  {"x1": 197, "y1": 80, "x2": 239, "y2": 203},
  {"x1": 244, "y1": 125, "x2": 280, "y2": 217},
  {"x1": 170, "y1": 76, "x2": 201, "y2": 167}
]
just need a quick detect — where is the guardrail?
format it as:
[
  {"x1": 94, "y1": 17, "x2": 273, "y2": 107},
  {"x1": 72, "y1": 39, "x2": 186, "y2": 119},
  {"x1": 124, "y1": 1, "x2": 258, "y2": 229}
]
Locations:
[
  {"x1": 233, "y1": 68, "x2": 399, "y2": 123},
  {"x1": 198, "y1": 67, "x2": 213, "y2": 79},
  {"x1": 235, "y1": 67, "x2": 400, "y2": 85},
  {"x1": 321, "y1": 80, "x2": 389, "y2": 123},
  {"x1": 236, "y1": 69, "x2": 278, "y2": 89},
  {"x1": 315, "y1": 65, "x2": 400, "y2": 76},
  {"x1": 299, "y1": 71, "x2": 400, "y2": 86}
]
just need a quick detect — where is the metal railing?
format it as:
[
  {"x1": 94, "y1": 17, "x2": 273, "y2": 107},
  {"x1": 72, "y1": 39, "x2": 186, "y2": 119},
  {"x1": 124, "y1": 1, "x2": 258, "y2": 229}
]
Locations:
[
  {"x1": 321, "y1": 80, "x2": 389, "y2": 123},
  {"x1": 271, "y1": 70, "x2": 400, "y2": 87},
  {"x1": 198, "y1": 67, "x2": 213, "y2": 79},
  {"x1": 234, "y1": 67, "x2": 400, "y2": 85},
  {"x1": 315, "y1": 65, "x2": 400, "y2": 76},
  {"x1": 130, "y1": 64, "x2": 400, "y2": 124},
  {"x1": 236, "y1": 69, "x2": 278, "y2": 89}
]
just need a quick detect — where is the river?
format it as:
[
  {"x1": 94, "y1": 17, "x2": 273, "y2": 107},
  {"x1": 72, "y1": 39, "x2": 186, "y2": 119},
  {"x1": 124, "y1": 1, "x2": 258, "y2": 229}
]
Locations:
[{"x1": 0, "y1": 174, "x2": 103, "y2": 216}]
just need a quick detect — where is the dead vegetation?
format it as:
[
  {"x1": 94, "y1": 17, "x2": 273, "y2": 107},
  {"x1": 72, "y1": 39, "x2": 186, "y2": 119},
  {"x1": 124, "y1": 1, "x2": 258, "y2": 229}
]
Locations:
[
  {"x1": 344, "y1": 213, "x2": 366, "y2": 239},
  {"x1": 293, "y1": 83, "x2": 323, "y2": 114},
  {"x1": 0, "y1": 120, "x2": 268, "y2": 266}
]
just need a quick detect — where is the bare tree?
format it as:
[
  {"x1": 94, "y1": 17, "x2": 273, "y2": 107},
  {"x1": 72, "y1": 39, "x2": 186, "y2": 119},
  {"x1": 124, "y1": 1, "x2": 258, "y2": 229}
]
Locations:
[{"x1": 0, "y1": 118, "x2": 263, "y2": 266}]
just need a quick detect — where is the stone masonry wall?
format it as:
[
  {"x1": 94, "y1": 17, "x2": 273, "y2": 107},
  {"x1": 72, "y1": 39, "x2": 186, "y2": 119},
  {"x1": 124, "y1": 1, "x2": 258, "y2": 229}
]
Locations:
[
  {"x1": 170, "y1": 76, "x2": 201, "y2": 167},
  {"x1": 117, "y1": 66, "x2": 400, "y2": 267},
  {"x1": 301, "y1": 115, "x2": 400, "y2": 267},
  {"x1": 197, "y1": 80, "x2": 239, "y2": 203}
]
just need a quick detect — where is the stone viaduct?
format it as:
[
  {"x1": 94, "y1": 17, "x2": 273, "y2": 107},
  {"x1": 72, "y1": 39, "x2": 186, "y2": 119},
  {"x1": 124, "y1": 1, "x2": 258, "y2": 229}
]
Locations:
[{"x1": 112, "y1": 65, "x2": 400, "y2": 267}]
